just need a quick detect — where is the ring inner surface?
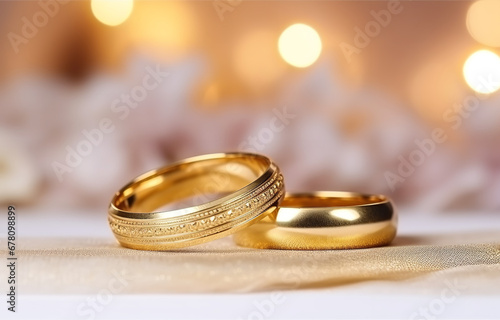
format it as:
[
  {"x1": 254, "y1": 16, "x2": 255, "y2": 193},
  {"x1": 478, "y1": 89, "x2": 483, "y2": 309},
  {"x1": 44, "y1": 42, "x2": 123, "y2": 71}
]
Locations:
[
  {"x1": 114, "y1": 155, "x2": 270, "y2": 213},
  {"x1": 281, "y1": 194, "x2": 387, "y2": 208}
]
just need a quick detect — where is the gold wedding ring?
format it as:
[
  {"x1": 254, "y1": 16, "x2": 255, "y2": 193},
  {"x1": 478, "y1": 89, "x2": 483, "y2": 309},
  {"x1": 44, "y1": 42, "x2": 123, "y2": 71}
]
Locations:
[
  {"x1": 108, "y1": 153, "x2": 284, "y2": 250},
  {"x1": 233, "y1": 192, "x2": 397, "y2": 250}
]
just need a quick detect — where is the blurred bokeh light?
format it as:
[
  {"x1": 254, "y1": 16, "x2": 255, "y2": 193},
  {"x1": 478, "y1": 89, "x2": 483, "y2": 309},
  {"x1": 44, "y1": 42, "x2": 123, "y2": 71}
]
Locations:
[
  {"x1": 463, "y1": 49, "x2": 500, "y2": 94},
  {"x1": 233, "y1": 29, "x2": 285, "y2": 91},
  {"x1": 91, "y1": 0, "x2": 134, "y2": 27},
  {"x1": 127, "y1": 1, "x2": 196, "y2": 61},
  {"x1": 466, "y1": 0, "x2": 500, "y2": 47},
  {"x1": 278, "y1": 23, "x2": 322, "y2": 68}
]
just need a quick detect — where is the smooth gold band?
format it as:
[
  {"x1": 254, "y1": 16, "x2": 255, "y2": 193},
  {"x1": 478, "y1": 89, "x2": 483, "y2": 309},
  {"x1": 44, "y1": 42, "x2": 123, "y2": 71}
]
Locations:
[
  {"x1": 108, "y1": 153, "x2": 285, "y2": 250},
  {"x1": 233, "y1": 192, "x2": 397, "y2": 250}
]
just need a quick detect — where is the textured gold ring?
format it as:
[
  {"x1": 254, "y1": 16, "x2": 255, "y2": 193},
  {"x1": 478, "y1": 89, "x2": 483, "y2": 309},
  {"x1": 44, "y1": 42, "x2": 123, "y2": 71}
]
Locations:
[
  {"x1": 233, "y1": 191, "x2": 396, "y2": 250},
  {"x1": 108, "y1": 153, "x2": 284, "y2": 250}
]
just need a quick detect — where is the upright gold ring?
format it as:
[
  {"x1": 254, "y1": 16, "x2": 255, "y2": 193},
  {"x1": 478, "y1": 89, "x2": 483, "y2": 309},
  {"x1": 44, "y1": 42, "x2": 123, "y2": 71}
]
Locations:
[
  {"x1": 108, "y1": 153, "x2": 285, "y2": 250},
  {"x1": 233, "y1": 191, "x2": 397, "y2": 250}
]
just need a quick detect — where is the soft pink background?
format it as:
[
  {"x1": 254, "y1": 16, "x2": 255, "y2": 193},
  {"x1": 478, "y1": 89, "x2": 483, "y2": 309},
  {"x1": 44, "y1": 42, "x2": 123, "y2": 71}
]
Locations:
[{"x1": 1, "y1": 1, "x2": 499, "y2": 212}]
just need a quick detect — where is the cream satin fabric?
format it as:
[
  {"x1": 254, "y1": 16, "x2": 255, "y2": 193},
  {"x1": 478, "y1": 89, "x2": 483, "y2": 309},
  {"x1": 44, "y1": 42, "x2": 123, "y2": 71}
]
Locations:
[{"x1": 4, "y1": 231, "x2": 499, "y2": 294}]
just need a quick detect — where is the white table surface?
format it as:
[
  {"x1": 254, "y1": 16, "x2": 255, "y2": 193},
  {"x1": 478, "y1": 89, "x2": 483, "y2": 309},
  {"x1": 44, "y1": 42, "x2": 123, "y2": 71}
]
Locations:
[{"x1": 1, "y1": 209, "x2": 500, "y2": 320}]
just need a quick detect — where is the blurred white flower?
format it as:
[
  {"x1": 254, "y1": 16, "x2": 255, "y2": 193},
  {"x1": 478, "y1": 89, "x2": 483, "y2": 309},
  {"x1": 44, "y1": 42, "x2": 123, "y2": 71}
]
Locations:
[{"x1": 0, "y1": 130, "x2": 40, "y2": 203}]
